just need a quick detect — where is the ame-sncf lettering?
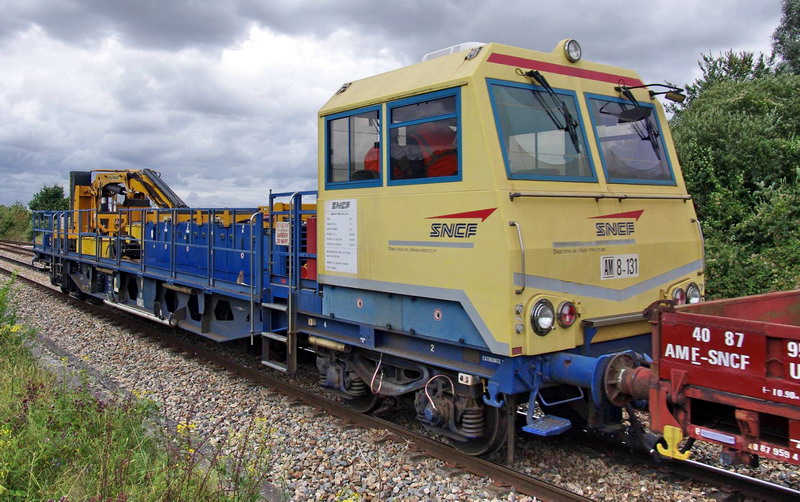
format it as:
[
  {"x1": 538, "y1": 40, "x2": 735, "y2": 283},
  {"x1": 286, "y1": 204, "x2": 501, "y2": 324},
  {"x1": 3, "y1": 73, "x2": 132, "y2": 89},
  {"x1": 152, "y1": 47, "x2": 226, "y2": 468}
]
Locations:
[
  {"x1": 331, "y1": 201, "x2": 351, "y2": 210},
  {"x1": 664, "y1": 343, "x2": 750, "y2": 370}
]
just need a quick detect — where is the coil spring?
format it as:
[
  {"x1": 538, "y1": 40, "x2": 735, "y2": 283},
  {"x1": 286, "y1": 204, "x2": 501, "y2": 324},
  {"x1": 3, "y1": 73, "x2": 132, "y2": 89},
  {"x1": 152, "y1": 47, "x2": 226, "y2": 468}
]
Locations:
[
  {"x1": 460, "y1": 408, "x2": 484, "y2": 436},
  {"x1": 348, "y1": 376, "x2": 368, "y2": 396}
]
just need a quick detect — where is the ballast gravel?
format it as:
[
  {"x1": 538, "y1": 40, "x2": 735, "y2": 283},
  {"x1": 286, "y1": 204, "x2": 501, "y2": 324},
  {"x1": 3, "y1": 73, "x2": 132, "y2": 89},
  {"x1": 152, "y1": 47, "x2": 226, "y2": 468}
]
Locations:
[{"x1": 2, "y1": 256, "x2": 796, "y2": 501}]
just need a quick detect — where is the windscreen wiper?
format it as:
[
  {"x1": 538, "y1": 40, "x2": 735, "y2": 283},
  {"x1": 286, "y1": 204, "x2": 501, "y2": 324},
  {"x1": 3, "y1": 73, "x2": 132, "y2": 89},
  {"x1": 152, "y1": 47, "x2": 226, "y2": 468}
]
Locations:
[
  {"x1": 615, "y1": 86, "x2": 661, "y2": 160},
  {"x1": 517, "y1": 69, "x2": 581, "y2": 153}
]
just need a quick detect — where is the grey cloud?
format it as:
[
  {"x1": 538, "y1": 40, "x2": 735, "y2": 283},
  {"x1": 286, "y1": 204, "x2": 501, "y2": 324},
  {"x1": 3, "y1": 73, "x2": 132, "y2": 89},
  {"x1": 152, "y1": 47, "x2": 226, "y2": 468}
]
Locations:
[
  {"x1": 0, "y1": 0, "x2": 785, "y2": 208},
  {"x1": 3, "y1": 0, "x2": 249, "y2": 49}
]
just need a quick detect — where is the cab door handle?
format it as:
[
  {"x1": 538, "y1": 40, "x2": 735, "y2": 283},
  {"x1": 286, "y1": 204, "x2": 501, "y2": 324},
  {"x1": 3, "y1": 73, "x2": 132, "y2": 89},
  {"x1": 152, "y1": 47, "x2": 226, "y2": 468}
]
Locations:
[{"x1": 509, "y1": 221, "x2": 525, "y2": 294}]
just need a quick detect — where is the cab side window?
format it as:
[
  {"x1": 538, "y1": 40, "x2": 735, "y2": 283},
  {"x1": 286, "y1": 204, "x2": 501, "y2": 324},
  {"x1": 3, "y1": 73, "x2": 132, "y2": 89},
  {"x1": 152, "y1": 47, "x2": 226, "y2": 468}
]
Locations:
[
  {"x1": 388, "y1": 90, "x2": 460, "y2": 184},
  {"x1": 326, "y1": 106, "x2": 381, "y2": 188}
]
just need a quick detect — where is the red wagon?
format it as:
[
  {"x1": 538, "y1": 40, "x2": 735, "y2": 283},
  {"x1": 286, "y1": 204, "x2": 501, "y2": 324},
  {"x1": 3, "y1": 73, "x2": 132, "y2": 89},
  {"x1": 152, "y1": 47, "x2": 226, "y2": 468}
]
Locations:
[{"x1": 642, "y1": 290, "x2": 800, "y2": 466}]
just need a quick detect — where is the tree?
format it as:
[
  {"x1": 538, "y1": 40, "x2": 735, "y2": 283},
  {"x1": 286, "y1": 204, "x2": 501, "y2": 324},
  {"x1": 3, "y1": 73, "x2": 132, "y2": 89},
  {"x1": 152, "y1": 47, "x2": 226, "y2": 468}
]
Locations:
[
  {"x1": 670, "y1": 50, "x2": 773, "y2": 116},
  {"x1": 0, "y1": 202, "x2": 31, "y2": 241},
  {"x1": 28, "y1": 184, "x2": 69, "y2": 212},
  {"x1": 773, "y1": 0, "x2": 800, "y2": 73},
  {"x1": 667, "y1": 3, "x2": 800, "y2": 299},
  {"x1": 671, "y1": 75, "x2": 800, "y2": 297}
]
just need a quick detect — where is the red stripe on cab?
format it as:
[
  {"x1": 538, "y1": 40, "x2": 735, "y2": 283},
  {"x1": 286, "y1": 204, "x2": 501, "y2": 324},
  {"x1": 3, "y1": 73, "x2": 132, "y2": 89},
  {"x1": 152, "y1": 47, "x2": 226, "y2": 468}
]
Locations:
[{"x1": 488, "y1": 53, "x2": 644, "y2": 87}]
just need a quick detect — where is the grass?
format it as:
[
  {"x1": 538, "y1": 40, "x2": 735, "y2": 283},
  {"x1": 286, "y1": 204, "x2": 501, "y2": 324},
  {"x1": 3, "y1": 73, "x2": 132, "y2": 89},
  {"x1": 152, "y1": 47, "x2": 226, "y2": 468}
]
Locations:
[{"x1": 0, "y1": 276, "x2": 279, "y2": 501}]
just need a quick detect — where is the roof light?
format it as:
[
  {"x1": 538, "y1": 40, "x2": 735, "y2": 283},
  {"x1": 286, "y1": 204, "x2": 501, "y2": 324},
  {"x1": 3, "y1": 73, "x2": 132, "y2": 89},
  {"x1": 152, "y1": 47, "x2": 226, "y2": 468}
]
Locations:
[
  {"x1": 422, "y1": 42, "x2": 485, "y2": 62},
  {"x1": 564, "y1": 39, "x2": 582, "y2": 63}
]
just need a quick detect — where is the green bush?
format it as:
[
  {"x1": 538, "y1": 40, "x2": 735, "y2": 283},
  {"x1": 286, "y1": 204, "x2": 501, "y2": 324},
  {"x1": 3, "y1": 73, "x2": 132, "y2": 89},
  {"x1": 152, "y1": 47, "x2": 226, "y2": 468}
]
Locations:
[
  {"x1": 672, "y1": 75, "x2": 800, "y2": 298},
  {"x1": 0, "y1": 277, "x2": 276, "y2": 501},
  {"x1": 0, "y1": 204, "x2": 31, "y2": 241}
]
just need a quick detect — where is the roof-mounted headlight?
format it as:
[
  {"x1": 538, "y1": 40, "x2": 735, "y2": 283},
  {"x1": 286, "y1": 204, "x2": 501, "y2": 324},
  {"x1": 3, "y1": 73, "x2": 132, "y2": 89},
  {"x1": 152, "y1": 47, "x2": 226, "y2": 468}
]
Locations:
[{"x1": 564, "y1": 39, "x2": 581, "y2": 63}]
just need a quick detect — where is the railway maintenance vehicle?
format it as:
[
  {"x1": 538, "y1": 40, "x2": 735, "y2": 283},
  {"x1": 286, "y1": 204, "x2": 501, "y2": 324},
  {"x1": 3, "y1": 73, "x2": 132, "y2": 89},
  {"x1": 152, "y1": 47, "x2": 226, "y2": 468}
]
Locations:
[{"x1": 31, "y1": 39, "x2": 800, "y2": 465}]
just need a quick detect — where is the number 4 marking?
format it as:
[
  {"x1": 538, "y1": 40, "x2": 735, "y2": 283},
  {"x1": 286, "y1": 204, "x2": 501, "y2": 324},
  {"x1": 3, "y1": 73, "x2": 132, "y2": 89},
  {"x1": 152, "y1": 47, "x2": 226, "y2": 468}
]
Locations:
[{"x1": 692, "y1": 327, "x2": 710, "y2": 343}]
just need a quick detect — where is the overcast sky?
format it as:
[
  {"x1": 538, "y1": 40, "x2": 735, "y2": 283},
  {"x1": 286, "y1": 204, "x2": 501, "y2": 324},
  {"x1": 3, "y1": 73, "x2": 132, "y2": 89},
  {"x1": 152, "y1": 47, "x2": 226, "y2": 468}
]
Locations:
[{"x1": 0, "y1": 0, "x2": 782, "y2": 207}]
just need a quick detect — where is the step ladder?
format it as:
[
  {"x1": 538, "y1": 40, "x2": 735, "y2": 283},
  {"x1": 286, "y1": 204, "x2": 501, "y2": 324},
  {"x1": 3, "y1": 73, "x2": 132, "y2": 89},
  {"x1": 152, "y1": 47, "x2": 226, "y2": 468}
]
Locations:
[
  {"x1": 261, "y1": 329, "x2": 297, "y2": 374},
  {"x1": 51, "y1": 254, "x2": 63, "y2": 282},
  {"x1": 260, "y1": 192, "x2": 304, "y2": 375},
  {"x1": 51, "y1": 222, "x2": 66, "y2": 287}
]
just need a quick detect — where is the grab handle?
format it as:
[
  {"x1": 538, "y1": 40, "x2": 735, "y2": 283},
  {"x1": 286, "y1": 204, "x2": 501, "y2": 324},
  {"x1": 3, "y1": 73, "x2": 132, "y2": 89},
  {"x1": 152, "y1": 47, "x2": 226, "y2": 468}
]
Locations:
[{"x1": 509, "y1": 221, "x2": 525, "y2": 294}]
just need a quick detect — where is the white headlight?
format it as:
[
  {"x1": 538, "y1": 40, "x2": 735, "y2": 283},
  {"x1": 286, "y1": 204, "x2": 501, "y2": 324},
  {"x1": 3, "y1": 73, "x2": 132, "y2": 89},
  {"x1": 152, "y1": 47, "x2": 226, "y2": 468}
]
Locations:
[
  {"x1": 687, "y1": 283, "x2": 702, "y2": 304},
  {"x1": 531, "y1": 300, "x2": 555, "y2": 336},
  {"x1": 672, "y1": 288, "x2": 686, "y2": 305}
]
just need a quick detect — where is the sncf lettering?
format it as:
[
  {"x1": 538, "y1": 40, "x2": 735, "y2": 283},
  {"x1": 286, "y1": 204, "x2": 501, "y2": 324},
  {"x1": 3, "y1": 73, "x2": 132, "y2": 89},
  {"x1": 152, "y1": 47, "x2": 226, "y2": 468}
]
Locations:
[
  {"x1": 707, "y1": 350, "x2": 750, "y2": 370},
  {"x1": 596, "y1": 222, "x2": 635, "y2": 237},
  {"x1": 430, "y1": 223, "x2": 478, "y2": 238}
]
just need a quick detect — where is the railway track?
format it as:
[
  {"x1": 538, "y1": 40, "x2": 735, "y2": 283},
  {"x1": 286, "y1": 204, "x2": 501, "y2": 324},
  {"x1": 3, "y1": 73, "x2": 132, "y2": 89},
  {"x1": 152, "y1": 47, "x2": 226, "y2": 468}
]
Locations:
[
  {"x1": 0, "y1": 241, "x2": 34, "y2": 257},
  {"x1": 0, "y1": 239, "x2": 30, "y2": 246},
  {"x1": 1, "y1": 245, "x2": 798, "y2": 501},
  {"x1": 0, "y1": 255, "x2": 586, "y2": 502}
]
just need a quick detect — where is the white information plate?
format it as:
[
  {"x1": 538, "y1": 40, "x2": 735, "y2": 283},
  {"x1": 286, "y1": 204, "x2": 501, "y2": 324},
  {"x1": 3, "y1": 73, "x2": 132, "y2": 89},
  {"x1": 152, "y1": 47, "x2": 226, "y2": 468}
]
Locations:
[
  {"x1": 324, "y1": 199, "x2": 357, "y2": 273},
  {"x1": 600, "y1": 253, "x2": 639, "y2": 280}
]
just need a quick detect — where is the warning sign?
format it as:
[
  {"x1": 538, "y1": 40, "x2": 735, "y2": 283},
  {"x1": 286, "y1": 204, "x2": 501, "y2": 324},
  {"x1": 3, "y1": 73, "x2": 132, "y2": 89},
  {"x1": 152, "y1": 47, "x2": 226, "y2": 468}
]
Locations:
[{"x1": 275, "y1": 222, "x2": 290, "y2": 246}]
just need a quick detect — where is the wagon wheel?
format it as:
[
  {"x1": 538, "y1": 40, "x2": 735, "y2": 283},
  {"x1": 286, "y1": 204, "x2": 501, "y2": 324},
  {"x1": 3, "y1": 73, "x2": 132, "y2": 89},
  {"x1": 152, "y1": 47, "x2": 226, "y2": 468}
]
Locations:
[
  {"x1": 343, "y1": 392, "x2": 383, "y2": 413},
  {"x1": 448, "y1": 400, "x2": 508, "y2": 457},
  {"x1": 340, "y1": 371, "x2": 384, "y2": 413}
]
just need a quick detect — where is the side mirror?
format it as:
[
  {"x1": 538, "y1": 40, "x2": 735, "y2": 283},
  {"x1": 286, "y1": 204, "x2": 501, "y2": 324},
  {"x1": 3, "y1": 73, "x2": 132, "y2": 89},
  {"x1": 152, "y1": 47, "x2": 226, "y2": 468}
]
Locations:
[{"x1": 664, "y1": 91, "x2": 686, "y2": 103}]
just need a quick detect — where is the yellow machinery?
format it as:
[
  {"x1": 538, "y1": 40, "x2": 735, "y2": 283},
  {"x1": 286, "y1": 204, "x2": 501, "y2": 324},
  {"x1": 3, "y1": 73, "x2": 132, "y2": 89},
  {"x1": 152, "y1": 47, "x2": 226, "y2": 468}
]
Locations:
[{"x1": 68, "y1": 169, "x2": 188, "y2": 256}]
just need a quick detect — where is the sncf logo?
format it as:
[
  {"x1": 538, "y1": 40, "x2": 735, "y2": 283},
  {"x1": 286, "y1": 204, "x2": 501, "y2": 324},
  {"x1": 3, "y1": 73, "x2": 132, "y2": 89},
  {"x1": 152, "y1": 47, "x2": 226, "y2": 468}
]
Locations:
[
  {"x1": 590, "y1": 210, "x2": 644, "y2": 237},
  {"x1": 427, "y1": 208, "x2": 496, "y2": 238}
]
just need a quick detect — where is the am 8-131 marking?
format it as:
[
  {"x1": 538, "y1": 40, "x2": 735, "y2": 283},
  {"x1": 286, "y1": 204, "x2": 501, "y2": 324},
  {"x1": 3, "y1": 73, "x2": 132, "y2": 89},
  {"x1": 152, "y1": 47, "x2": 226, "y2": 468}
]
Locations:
[{"x1": 601, "y1": 253, "x2": 639, "y2": 280}]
